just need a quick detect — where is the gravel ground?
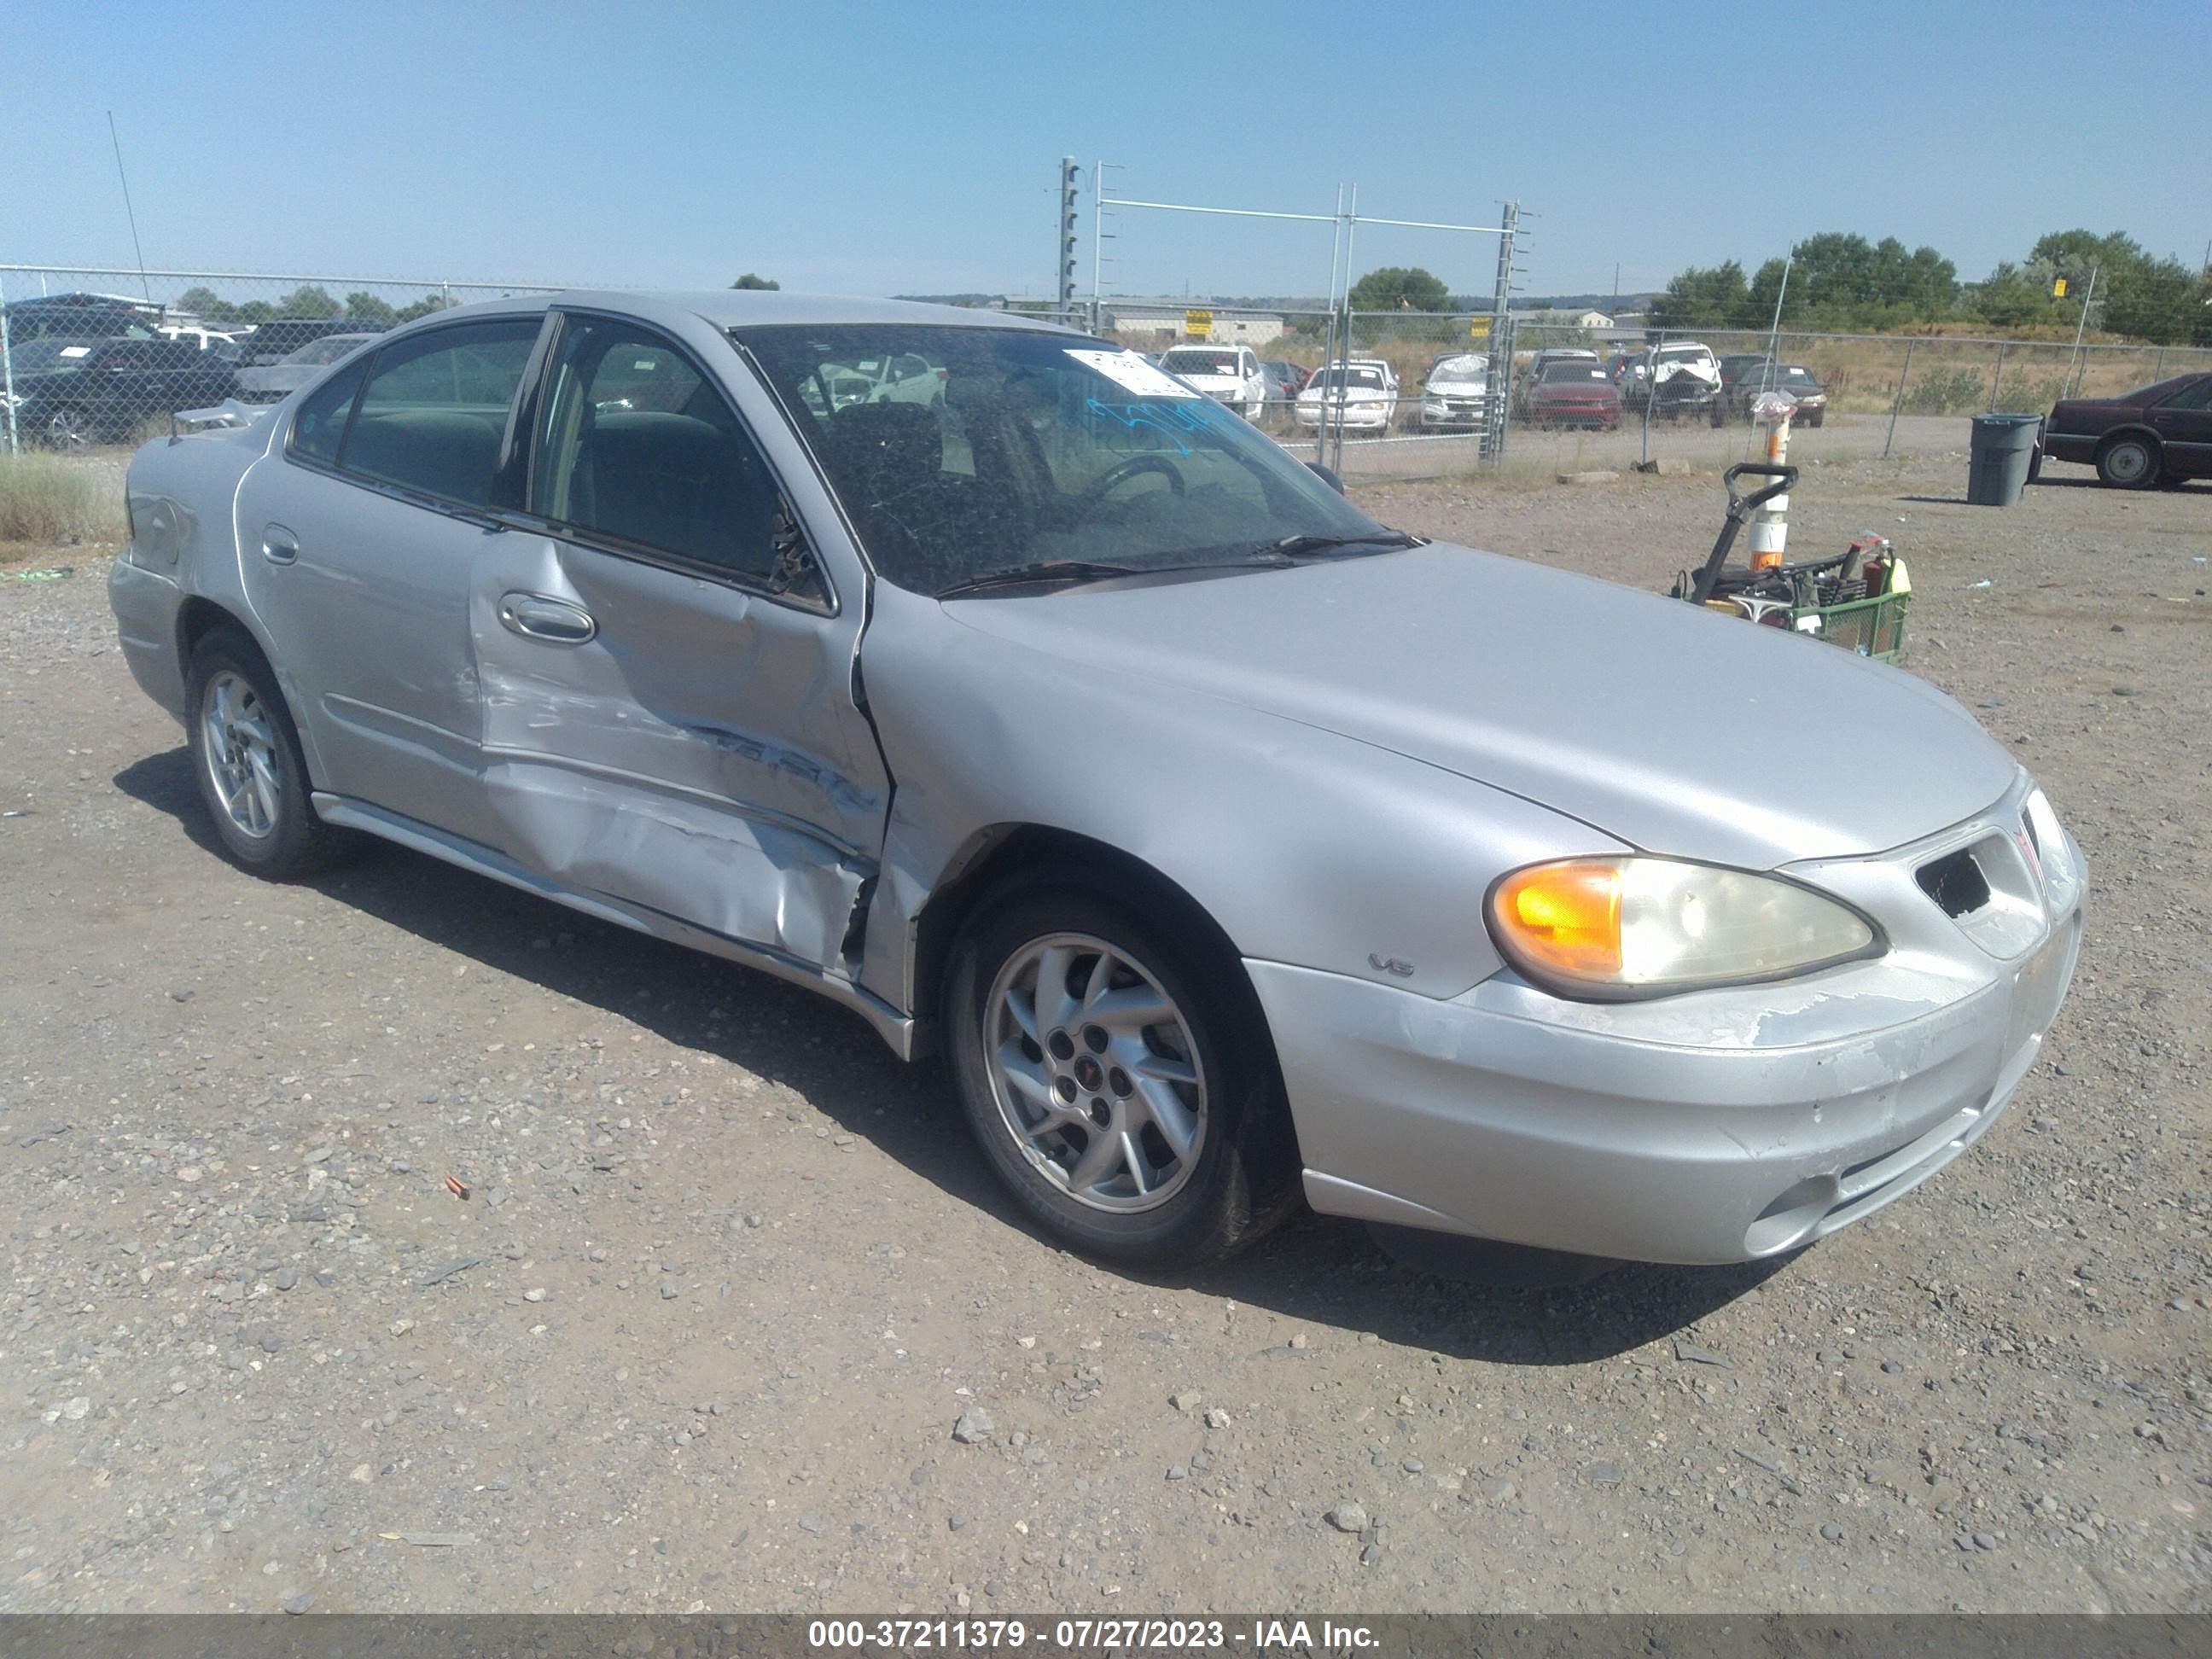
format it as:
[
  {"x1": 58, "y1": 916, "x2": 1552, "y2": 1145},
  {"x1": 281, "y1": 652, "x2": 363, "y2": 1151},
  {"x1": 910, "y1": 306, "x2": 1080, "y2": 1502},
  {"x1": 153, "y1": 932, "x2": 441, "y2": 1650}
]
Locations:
[{"x1": 0, "y1": 451, "x2": 2206, "y2": 1616}]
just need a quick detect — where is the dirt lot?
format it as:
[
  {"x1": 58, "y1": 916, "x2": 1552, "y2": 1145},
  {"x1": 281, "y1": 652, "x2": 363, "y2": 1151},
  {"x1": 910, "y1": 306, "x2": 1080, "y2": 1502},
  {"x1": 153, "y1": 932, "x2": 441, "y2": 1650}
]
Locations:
[{"x1": 0, "y1": 451, "x2": 2206, "y2": 1617}]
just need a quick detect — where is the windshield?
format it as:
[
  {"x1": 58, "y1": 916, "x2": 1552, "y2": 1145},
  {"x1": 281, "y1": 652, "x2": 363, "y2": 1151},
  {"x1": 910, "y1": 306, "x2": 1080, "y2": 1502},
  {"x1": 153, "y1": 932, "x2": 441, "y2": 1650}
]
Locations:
[
  {"x1": 1430, "y1": 355, "x2": 1487, "y2": 380},
  {"x1": 1657, "y1": 346, "x2": 1710, "y2": 364},
  {"x1": 1161, "y1": 349, "x2": 1239, "y2": 375},
  {"x1": 736, "y1": 325, "x2": 1390, "y2": 597},
  {"x1": 1307, "y1": 367, "x2": 1384, "y2": 391},
  {"x1": 283, "y1": 335, "x2": 370, "y2": 366}
]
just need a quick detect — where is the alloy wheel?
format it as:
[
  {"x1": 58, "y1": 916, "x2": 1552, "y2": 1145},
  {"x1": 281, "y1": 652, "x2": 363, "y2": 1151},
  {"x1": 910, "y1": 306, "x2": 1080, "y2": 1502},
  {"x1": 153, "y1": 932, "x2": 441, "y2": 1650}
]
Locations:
[
  {"x1": 200, "y1": 669, "x2": 282, "y2": 840},
  {"x1": 981, "y1": 933, "x2": 1208, "y2": 1213}
]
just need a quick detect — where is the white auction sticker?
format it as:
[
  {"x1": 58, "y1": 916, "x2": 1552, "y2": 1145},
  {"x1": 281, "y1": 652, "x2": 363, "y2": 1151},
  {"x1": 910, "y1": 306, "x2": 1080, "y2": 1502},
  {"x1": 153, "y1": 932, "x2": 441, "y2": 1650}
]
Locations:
[
  {"x1": 59, "y1": 346, "x2": 91, "y2": 358},
  {"x1": 1064, "y1": 348, "x2": 1196, "y2": 399}
]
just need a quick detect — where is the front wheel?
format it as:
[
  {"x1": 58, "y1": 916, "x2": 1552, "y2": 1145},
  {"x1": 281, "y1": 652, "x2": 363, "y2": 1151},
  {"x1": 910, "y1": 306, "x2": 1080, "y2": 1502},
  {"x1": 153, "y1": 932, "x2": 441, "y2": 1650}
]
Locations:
[
  {"x1": 186, "y1": 627, "x2": 354, "y2": 878},
  {"x1": 945, "y1": 886, "x2": 1298, "y2": 1268},
  {"x1": 44, "y1": 405, "x2": 91, "y2": 450},
  {"x1": 2096, "y1": 434, "x2": 2159, "y2": 490}
]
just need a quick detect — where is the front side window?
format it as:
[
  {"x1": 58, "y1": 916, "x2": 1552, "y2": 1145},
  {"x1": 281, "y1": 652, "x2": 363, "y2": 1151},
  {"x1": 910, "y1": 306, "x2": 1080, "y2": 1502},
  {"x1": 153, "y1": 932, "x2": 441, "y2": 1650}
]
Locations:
[
  {"x1": 737, "y1": 325, "x2": 1388, "y2": 597},
  {"x1": 2157, "y1": 378, "x2": 2212, "y2": 411},
  {"x1": 530, "y1": 315, "x2": 783, "y2": 582},
  {"x1": 341, "y1": 318, "x2": 539, "y2": 506}
]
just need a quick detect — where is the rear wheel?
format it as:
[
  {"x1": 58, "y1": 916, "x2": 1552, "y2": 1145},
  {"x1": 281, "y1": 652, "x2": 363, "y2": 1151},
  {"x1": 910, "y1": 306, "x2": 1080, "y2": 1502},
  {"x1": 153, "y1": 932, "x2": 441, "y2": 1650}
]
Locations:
[
  {"x1": 44, "y1": 405, "x2": 90, "y2": 450},
  {"x1": 186, "y1": 627, "x2": 354, "y2": 878},
  {"x1": 2096, "y1": 433, "x2": 2159, "y2": 490},
  {"x1": 946, "y1": 885, "x2": 1298, "y2": 1268}
]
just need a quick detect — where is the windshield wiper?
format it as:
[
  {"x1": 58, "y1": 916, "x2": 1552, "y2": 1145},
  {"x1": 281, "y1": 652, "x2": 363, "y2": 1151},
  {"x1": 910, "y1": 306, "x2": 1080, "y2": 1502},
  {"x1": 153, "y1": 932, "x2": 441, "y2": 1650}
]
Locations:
[
  {"x1": 935, "y1": 559, "x2": 1140, "y2": 598},
  {"x1": 1258, "y1": 529, "x2": 1423, "y2": 559}
]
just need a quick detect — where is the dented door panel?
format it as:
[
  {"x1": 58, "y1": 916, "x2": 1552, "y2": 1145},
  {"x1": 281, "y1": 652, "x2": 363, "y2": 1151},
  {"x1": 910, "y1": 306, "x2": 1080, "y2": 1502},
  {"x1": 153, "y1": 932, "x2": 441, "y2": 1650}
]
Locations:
[{"x1": 471, "y1": 532, "x2": 888, "y2": 972}]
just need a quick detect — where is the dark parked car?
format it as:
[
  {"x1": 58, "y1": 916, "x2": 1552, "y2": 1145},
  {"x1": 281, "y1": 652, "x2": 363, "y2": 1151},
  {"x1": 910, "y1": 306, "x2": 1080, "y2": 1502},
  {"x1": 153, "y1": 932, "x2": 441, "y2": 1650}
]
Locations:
[
  {"x1": 3, "y1": 335, "x2": 238, "y2": 448},
  {"x1": 2037, "y1": 373, "x2": 2212, "y2": 489},
  {"x1": 3, "y1": 291, "x2": 168, "y2": 345},
  {"x1": 1720, "y1": 359, "x2": 1828, "y2": 425},
  {"x1": 1260, "y1": 359, "x2": 1307, "y2": 410},
  {"x1": 234, "y1": 317, "x2": 386, "y2": 367},
  {"x1": 1527, "y1": 360, "x2": 1621, "y2": 429}
]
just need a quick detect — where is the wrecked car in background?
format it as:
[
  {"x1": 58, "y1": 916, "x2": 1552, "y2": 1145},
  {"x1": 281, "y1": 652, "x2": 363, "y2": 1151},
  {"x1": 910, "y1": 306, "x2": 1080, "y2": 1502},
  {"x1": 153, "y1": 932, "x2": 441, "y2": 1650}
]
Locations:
[{"x1": 109, "y1": 291, "x2": 2084, "y2": 1272}]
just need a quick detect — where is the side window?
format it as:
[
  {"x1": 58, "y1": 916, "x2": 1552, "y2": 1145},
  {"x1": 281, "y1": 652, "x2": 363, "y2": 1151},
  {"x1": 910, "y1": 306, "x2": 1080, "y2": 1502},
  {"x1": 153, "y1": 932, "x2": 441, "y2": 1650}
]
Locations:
[
  {"x1": 2159, "y1": 379, "x2": 2212, "y2": 411},
  {"x1": 290, "y1": 358, "x2": 370, "y2": 466},
  {"x1": 531, "y1": 315, "x2": 781, "y2": 581},
  {"x1": 339, "y1": 319, "x2": 540, "y2": 507}
]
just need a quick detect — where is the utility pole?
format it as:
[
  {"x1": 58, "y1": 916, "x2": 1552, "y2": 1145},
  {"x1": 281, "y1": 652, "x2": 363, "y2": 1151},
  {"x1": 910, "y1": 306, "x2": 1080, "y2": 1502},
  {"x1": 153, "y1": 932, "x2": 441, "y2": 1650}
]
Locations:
[
  {"x1": 1057, "y1": 157, "x2": 1080, "y2": 324},
  {"x1": 1485, "y1": 200, "x2": 1520, "y2": 465}
]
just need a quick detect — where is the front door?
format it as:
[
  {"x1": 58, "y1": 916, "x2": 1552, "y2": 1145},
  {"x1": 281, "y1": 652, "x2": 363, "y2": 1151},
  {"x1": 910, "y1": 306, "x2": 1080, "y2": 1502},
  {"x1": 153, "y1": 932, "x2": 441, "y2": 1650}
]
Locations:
[
  {"x1": 471, "y1": 310, "x2": 889, "y2": 975},
  {"x1": 2149, "y1": 377, "x2": 2212, "y2": 477},
  {"x1": 238, "y1": 314, "x2": 545, "y2": 847}
]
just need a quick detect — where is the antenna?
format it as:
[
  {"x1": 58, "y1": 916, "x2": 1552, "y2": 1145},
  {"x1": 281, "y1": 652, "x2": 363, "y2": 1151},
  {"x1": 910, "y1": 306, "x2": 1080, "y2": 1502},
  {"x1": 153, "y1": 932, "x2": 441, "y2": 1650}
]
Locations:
[{"x1": 108, "y1": 111, "x2": 153, "y2": 303}]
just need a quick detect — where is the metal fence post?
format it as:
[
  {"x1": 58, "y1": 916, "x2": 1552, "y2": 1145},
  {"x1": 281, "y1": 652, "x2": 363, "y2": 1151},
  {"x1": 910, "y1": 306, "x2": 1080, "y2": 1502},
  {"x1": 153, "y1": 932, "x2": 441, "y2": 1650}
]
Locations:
[
  {"x1": 1988, "y1": 341, "x2": 2007, "y2": 412},
  {"x1": 2153, "y1": 346, "x2": 2167, "y2": 382},
  {"x1": 0, "y1": 273, "x2": 16, "y2": 456},
  {"x1": 1883, "y1": 338, "x2": 1916, "y2": 460}
]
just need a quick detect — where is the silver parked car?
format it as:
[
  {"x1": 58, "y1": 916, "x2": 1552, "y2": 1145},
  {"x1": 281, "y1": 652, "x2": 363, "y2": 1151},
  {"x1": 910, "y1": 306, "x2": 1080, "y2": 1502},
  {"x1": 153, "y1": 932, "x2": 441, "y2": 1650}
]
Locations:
[{"x1": 108, "y1": 292, "x2": 2085, "y2": 1270}]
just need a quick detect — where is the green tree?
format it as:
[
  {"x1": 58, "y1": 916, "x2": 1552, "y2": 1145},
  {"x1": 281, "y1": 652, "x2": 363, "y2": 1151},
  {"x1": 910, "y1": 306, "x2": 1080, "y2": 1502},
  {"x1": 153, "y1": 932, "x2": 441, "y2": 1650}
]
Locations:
[
  {"x1": 232, "y1": 300, "x2": 276, "y2": 324},
  {"x1": 175, "y1": 285, "x2": 239, "y2": 324},
  {"x1": 343, "y1": 291, "x2": 399, "y2": 327},
  {"x1": 730, "y1": 272, "x2": 781, "y2": 290},
  {"x1": 1348, "y1": 266, "x2": 1450, "y2": 311},
  {"x1": 275, "y1": 284, "x2": 341, "y2": 318},
  {"x1": 1648, "y1": 260, "x2": 1752, "y2": 329},
  {"x1": 393, "y1": 294, "x2": 455, "y2": 323}
]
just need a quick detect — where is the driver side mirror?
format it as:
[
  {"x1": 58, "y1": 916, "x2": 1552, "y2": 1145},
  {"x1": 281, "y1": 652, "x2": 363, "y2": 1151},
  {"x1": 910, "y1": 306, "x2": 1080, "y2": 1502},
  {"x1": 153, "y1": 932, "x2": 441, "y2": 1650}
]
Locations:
[
  {"x1": 1306, "y1": 462, "x2": 1345, "y2": 494},
  {"x1": 765, "y1": 498, "x2": 828, "y2": 605}
]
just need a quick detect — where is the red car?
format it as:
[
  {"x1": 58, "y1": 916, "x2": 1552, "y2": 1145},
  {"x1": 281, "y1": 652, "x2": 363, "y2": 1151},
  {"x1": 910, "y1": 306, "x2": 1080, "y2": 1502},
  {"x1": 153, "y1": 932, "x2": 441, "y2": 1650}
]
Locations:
[
  {"x1": 2037, "y1": 371, "x2": 2212, "y2": 489},
  {"x1": 1527, "y1": 361, "x2": 1622, "y2": 429}
]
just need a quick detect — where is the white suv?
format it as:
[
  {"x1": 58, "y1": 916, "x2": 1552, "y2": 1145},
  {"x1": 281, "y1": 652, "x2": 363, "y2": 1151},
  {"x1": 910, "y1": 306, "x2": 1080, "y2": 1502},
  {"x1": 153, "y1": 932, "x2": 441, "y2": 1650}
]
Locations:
[{"x1": 1159, "y1": 344, "x2": 1267, "y2": 420}]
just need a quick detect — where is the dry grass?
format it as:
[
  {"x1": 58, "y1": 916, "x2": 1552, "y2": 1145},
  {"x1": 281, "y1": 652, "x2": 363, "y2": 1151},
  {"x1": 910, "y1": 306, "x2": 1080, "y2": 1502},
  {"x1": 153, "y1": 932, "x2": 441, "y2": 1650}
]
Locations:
[{"x1": 0, "y1": 453, "x2": 125, "y2": 556}]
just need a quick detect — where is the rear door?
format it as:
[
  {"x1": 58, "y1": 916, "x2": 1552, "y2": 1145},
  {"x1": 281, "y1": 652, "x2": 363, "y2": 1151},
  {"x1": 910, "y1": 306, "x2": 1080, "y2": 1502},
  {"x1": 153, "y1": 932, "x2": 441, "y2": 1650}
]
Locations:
[
  {"x1": 2148, "y1": 377, "x2": 2212, "y2": 477},
  {"x1": 237, "y1": 314, "x2": 546, "y2": 847},
  {"x1": 470, "y1": 308, "x2": 889, "y2": 974}
]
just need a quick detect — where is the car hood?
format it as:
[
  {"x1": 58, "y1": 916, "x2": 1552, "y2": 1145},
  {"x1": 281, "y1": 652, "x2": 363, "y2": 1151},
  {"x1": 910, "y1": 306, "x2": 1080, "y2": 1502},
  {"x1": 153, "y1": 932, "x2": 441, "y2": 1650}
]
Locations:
[
  {"x1": 942, "y1": 544, "x2": 2014, "y2": 868},
  {"x1": 1426, "y1": 379, "x2": 1487, "y2": 396}
]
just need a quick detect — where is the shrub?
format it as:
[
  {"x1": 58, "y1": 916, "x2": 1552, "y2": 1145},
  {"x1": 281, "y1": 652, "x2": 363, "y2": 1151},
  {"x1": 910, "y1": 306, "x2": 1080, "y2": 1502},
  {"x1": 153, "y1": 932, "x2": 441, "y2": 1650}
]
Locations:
[{"x1": 0, "y1": 454, "x2": 125, "y2": 547}]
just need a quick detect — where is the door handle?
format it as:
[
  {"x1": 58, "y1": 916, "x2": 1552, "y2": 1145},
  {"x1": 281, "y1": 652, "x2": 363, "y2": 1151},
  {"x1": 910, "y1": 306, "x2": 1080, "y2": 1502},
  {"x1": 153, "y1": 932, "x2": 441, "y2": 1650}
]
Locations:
[
  {"x1": 498, "y1": 592, "x2": 597, "y2": 645},
  {"x1": 261, "y1": 525, "x2": 300, "y2": 565}
]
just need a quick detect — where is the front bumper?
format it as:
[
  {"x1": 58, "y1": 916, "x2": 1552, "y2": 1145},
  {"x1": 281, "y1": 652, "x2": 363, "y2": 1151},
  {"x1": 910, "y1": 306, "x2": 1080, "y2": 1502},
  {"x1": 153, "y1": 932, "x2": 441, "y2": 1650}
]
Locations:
[
  {"x1": 1296, "y1": 405, "x2": 1391, "y2": 429},
  {"x1": 1256, "y1": 803, "x2": 2086, "y2": 1264}
]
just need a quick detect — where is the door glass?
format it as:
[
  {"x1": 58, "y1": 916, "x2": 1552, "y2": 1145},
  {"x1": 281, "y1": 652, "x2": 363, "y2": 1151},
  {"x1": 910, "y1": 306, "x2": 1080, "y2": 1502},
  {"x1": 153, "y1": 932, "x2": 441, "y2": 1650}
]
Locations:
[
  {"x1": 2158, "y1": 379, "x2": 2212, "y2": 411},
  {"x1": 531, "y1": 316, "x2": 781, "y2": 580},
  {"x1": 339, "y1": 319, "x2": 539, "y2": 506},
  {"x1": 290, "y1": 358, "x2": 370, "y2": 466}
]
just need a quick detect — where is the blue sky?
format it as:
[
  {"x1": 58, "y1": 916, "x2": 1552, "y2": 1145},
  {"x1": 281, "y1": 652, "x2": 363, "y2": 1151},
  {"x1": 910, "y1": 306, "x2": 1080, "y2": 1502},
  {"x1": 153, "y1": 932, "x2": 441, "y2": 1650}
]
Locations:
[{"x1": 9, "y1": 0, "x2": 2208, "y2": 303}]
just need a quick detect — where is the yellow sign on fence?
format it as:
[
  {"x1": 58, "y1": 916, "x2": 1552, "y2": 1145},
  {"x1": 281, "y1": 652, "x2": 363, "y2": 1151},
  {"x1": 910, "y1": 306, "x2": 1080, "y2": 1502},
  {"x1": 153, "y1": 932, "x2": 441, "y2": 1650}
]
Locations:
[
  {"x1": 1183, "y1": 308, "x2": 1212, "y2": 338},
  {"x1": 1468, "y1": 316, "x2": 1492, "y2": 339},
  {"x1": 2052, "y1": 277, "x2": 2068, "y2": 298}
]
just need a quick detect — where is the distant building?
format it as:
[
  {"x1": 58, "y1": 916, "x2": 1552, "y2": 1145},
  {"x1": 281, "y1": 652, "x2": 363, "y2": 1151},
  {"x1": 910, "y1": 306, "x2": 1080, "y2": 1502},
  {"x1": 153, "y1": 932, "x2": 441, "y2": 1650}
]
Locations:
[
  {"x1": 1099, "y1": 304, "x2": 1287, "y2": 346},
  {"x1": 1573, "y1": 310, "x2": 1614, "y2": 329}
]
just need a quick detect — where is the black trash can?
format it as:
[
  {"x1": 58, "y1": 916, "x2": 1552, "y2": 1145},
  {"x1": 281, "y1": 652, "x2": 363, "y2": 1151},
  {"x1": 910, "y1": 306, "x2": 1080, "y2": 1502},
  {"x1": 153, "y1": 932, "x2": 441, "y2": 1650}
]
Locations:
[{"x1": 1968, "y1": 413, "x2": 2041, "y2": 506}]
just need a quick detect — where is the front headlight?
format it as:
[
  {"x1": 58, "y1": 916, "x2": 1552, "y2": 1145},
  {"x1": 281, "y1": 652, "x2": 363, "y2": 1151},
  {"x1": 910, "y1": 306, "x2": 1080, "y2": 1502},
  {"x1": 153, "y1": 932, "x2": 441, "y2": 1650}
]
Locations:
[{"x1": 1487, "y1": 856, "x2": 1881, "y2": 998}]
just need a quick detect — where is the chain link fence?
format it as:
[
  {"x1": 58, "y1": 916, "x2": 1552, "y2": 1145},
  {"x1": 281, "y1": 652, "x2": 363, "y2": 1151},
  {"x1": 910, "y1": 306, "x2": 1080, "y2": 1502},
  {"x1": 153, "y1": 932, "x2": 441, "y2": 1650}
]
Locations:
[
  {"x1": 1087, "y1": 299, "x2": 2212, "y2": 480},
  {"x1": 9, "y1": 265, "x2": 2208, "y2": 481},
  {"x1": 0, "y1": 265, "x2": 559, "y2": 452}
]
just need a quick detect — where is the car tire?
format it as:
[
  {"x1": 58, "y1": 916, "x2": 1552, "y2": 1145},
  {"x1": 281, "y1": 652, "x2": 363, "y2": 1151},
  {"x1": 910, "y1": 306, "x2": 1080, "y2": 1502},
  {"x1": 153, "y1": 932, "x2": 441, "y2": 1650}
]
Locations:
[
  {"x1": 185, "y1": 626, "x2": 355, "y2": 879},
  {"x1": 945, "y1": 882, "x2": 1300, "y2": 1269},
  {"x1": 2095, "y1": 433, "x2": 2159, "y2": 490},
  {"x1": 44, "y1": 405, "x2": 91, "y2": 451}
]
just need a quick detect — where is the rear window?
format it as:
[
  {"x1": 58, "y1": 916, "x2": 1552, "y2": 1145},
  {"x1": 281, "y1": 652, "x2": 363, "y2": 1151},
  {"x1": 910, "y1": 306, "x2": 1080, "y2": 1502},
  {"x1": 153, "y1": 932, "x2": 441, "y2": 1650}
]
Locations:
[
  {"x1": 1162, "y1": 349, "x2": 1240, "y2": 375},
  {"x1": 1541, "y1": 364, "x2": 1610, "y2": 383}
]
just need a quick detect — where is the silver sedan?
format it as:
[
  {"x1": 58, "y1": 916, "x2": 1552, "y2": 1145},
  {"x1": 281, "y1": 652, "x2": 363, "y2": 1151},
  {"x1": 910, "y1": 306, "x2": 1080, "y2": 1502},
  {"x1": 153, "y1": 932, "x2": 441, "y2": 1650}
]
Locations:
[{"x1": 108, "y1": 291, "x2": 2084, "y2": 1270}]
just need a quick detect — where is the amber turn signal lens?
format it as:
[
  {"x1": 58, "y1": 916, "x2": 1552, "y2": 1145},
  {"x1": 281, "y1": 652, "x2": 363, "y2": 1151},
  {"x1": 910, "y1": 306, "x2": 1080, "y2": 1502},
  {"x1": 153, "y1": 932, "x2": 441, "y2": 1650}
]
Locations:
[{"x1": 1492, "y1": 859, "x2": 1623, "y2": 979}]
